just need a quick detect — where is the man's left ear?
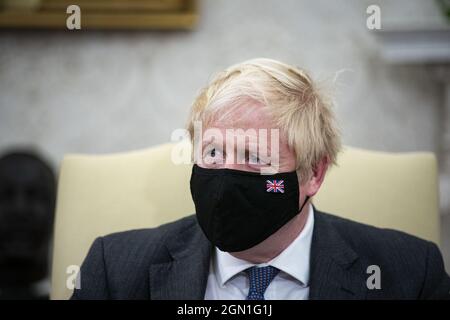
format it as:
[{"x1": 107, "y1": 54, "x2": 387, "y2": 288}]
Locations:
[{"x1": 304, "y1": 156, "x2": 330, "y2": 197}]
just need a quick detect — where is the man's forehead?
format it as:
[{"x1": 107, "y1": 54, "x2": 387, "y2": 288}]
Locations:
[
  {"x1": 209, "y1": 100, "x2": 275, "y2": 128},
  {"x1": 203, "y1": 117, "x2": 286, "y2": 145}
]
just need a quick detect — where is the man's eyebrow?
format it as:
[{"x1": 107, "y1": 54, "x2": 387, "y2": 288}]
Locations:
[
  {"x1": 201, "y1": 134, "x2": 275, "y2": 150},
  {"x1": 202, "y1": 138, "x2": 221, "y2": 148},
  {"x1": 249, "y1": 140, "x2": 272, "y2": 151}
]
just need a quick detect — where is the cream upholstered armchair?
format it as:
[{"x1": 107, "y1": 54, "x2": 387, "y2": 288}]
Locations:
[{"x1": 50, "y1": 143, "x2": 441, "y2": 299}]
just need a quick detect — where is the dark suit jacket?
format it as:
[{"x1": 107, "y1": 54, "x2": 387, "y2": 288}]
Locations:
[{"x1": 71, "y1": 210, "x2": 450, "y2": 300}]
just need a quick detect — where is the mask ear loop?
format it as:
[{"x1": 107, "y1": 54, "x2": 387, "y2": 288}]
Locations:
[
  {"x1": 299, "y1": 195, "x2": 310, "y2": 215},
  {"x1": 296, "y1": 169, "x2": 310, "y2": 215}
]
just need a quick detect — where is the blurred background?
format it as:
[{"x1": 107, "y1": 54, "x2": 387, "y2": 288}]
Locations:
[{"x1": 0, "y1": 0, "x2": 449, "y2": 299}]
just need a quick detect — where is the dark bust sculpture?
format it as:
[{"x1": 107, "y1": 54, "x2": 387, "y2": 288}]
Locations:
[{"x1": 0, "y1": 151, "x2": 56, "y2": 299}]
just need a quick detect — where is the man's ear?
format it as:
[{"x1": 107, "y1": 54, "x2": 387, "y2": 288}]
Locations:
[{"x1": 303, "y1": 156, "x2": 330, "y2": 197}]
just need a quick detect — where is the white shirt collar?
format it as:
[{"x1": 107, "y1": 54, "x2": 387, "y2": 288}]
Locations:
[{"x1": 214, "y1": 204, "x2": 314, "y2": 287}]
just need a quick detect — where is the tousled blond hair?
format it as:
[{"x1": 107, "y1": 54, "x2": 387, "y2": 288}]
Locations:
[{"x1": 187, "y1": 58, "x2": 341, "y2": 179}]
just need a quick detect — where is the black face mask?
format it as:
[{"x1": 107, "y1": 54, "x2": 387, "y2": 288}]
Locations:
[{"x1": 190, "y1": 164, "x2": 309, "y2": 252}]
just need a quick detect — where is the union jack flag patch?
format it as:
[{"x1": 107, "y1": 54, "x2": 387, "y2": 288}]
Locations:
[{"x1": 266, "y1": 180, "x2": 285, "y2": 193}]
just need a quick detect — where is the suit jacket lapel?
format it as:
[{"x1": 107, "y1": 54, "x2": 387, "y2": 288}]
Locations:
[
  {"x1": 309, "y1": 210, "x2": 367, "y2": 299},
  {"x1": 148, "y1": 211, "x2": 368, "y2": 300},
  {"x1": 149, "y1": 221, "x2": 212, "y2": 300}
]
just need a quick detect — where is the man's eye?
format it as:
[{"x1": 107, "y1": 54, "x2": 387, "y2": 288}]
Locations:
[
  {"x1": 248, "y1": 154, "x2": 270, "y2": 165},
  {"x1": 249, "y1": 154, "x2": 260, "y2": 164},
  {"x1": 203, "y1": 147, "x2": 223, "y2": 165}
]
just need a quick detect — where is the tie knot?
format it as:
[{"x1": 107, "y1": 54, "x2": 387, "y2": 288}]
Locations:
[{"x1": 245, "y1": 266, "x2": 280, "y2": 300}]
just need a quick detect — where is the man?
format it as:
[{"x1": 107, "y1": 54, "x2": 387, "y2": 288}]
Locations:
[{"x1": 72, "y1": 58, "x2": 450, "y2": 300}]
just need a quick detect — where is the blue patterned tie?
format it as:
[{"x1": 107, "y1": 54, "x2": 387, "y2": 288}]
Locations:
[{"x1": 245, "y1": 266, "x2": 280, "y2": 300}]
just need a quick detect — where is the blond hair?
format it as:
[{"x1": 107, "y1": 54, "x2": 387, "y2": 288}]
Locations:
[{"x1": 187, "y1": 58, "x2": 341, "y2": 179}]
